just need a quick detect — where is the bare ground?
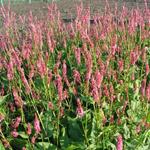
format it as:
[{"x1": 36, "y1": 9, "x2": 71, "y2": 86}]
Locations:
[{"x1": 6, "y1": 0, "x2": 149, "y2": 18}]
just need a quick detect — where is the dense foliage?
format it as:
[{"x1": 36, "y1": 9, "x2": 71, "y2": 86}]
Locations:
[{"x1": 0, "y1": 2, "x2": 150, "y2": 150}]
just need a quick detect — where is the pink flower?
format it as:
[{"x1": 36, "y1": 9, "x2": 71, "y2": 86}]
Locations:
[
  {"x1": 76, "y1": 98, "x2": 84, "y2": 118},
  {"x1": 34, "y1": 113, "x2": 41, "y2": 134},
  {"x1": 140, "y1": 79, "x2": 146, "y2": 97},
  {"x1": 118, "y1": 60, "x2": 124, "y2": 72},
  {"x1": 27, "y1": 123, "x2": 32, "y2": 135},
  {"x1": 103, "y1": 84, "x2": 109, "y2": 98},
  {"x1": 85, "y1": 51, "x2": 93, "y2": 82},
  {"x1": 73, "y1": 69, "x2": 81, "y2": 84},
  {"x1": 29, "y1": 65, "x2": 35, "y2": 80},
  {"x1": 110, "y1": 115, "x2": 114, "y2": 124},
  {"x1": 7, "y1": 59, "x2": 14, "y2": 81},
  {"x1": 91, "y1": 77, "x2": 99, "y2": 102},
  {"x1": 146, "y1": 83, "x2": 150, "y2": 101},
  {"x1": 130, "y1": 50, "x2": 139, "y2": 65},
  {"x1": 47, "y1": 31, "x2": 54, "y2": 53},
  {"x1": 60, "y1": 107, "x2": 64, "y2": 117},
  {"x1": 22, "y1": 147, "x2": 26, "y2": 150},
  {"x1": 19, "y1": 67, "x2": 31, "y2": 94},
  {"x1": 136, "y1": 124, "x2": 141, "y2": 133},
  {"x1": 116, "y1": 134, "x2": 123, "y2": 150},
  {"x1": 47, "y1": 70, "x2": 53, "y2": 86},
  {"x1": 13, "y1": 88, "x2": 23, "y2": 108},
  {"x1": 11, "y1": 116, "x2": 21, "y2": 129},
  {"x1": 62, "y1": 60, "x2": 70, "y2": 87},
  {"x1": 37, "y1": 57, "x2": 47, "y2": 78},
  {"x1": 56, "y1": 75, "x2": 63, "y2": 101},
  {"x1": 74, "y1": 47, "x2": 81, "y2": 65},
  {"x1": 146, "y1": 63, "x2": 149, "y2": 76},
  {"x1": 94, "y1": 70, "x2": 103, "y2": 89},
  {"x1": 102, "y1": 116, "x2": 107, "y2": 125},
  {"x1": 22, "y1": 43, "x2": 31, "y2": 60},
  {"x1": 63, "y1": 89, "x2": 69, "y2": 100},
  {"x1": 48, "y1": 101, "x2": 54, "y2": 110},
  {"x1": 11, "y1": 130, "x2": 18, "y2": 138},
  {"x1": 62, "y1": 60, "x2": 67, "y2": 78},
  {"x1": 31, "y1": 136, "x2": 36, "y2": 144}
]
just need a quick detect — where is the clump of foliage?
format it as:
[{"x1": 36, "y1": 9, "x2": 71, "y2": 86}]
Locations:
[{"x1": 0, "y1": 2, "x2": 150, "y2": 150}]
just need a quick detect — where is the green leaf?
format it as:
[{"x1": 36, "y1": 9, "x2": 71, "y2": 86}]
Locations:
[
  {"x1": 66, "y1": 145, "x2": 78, "y2": 150},
  {"x1": 146, "y1": 113, "x2": 150, "y2": 123},
  {"x1": 0, "y1": 141, "x2": 5, "y2": 150},
  {"x1": 65, "y1": 143, "x2": 85, "y2": 150},
  {"x1": 106, "y1": 142, "x2": 116, "y2": 150},
  {"x1": 137, "y1": 145, "x2": 149, "y2": 150},
  {"x1": 35, "y1": 142, "x2": 57, "y2": 150},
  {"x1": 60, "y1": 127, "x2": 71, "y2": 148},
  {"x1": 10, "y1": 139, "x2": 27, "y2": 150},
  {"x1": 123, "y1": 124, "x2": 130, "y2": 139},
  {"x1": 0, "y1": 94, "x2": 9, "y2": 105},
  {"x1": 18, "y1": 132, "x2": 29, "y2": 139},
  {"x1": 67, "y1": 117, "x2": 84, "y2": 142}
]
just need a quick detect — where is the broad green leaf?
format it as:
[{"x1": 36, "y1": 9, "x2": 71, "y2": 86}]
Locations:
[
  {"x1": 10, "y1": 139, "x2": 27, "y2": 150},
  {"x1": 67, "y1": 117, "x2": 84, "y2": 142}
]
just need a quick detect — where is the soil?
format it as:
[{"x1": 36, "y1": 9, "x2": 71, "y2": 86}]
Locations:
[{"x1": 5, "y1": 0, "x2": 150, "y2": 19}]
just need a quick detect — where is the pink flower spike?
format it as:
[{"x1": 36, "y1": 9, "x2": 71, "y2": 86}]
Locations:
[
  {"x1": 31, "y1": 136, "x2": 36, "y2": 144},
  {"x1": 62, "y1": 60, "x2": 67, "y2": 78},
  {"x1": 11, "y1": 130, "x2": 18, "y2": 138},
  {"x1": 34, "y1": 113, "x2": 41, "y2": 134},
  {"x1": 56, "y1": 75, "x2": 63, "y2": 101},
  {"x1": 146, "y1": 83, "x2": 150, "y2": 101},
  {"x1": 94, "y1": 70, "x2": 103, "y2": 89},
  {"x1": 48, "y1": 101, "x2": 54, "y2": 110},
  {"x1": 27, "y1": 123, "x2": 32, "y2": 135},
  {"x1": 11, "y1": 116, "x2": 21, "y2": 129},
  {"x1": 116, "y1": 134, "x2": 123, "y2": 150},
  {"x1": 76, "y1": 98, "x2": 84, "y2": 118},
  {"x1": 73, "y1": 69, "x2": 81, "y2": 84},
  {"x1": 146, "y1": 63, "x2": 149, "y2": 76}
]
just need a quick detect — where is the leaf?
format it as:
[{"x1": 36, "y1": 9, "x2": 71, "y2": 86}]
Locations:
[
  {"x1": 10, "y1": 139, "x2": 27, "y2": 150},
  {"x1": 35, "y1": 142, "x2": 57, "y2": 150},
  {"x1": 106, "y1": 142, "x2": 116, "y2": 150},
  {"x1": 90, "y1": 116, "x2": 96, "y2": 146},
  {"x1": 18, "y1": 132, "x2": 29, "y2": 139},
  {"x1": 66, "y1": 145, "x2": 78, "y2": 150},
  {"x1": 0, "y1": 94, "x2": 9, "y2": 105},
  {"x1": 0, "y1": 141, "x2": 5, "y2": 150},
  {"x1": 67, "y1": 117, "x2": 84, "y2": 142},
  {"x1": 123, "y1": 124, "x2": 130, "y2": 139},
  {"x1": 60, "y1": 127, "x2": 71, "y2": 148},
  {"x1": 137, "y1": 145, "x2": 150, "y2": 150},
  {"x1": 146, "y1": 113, "x2": 150, "y2": 123},
  {"x1": 41, "y1": 112, "x2": 53, "y2": 137},
  {"x1": 65, "y1": 143, "x2": 85, "y2": 150}
]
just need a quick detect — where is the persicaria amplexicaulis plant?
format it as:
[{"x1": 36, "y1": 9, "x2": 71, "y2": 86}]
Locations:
[{"x1": 0, "y1": 1, "x2": 149, "y2": 149}]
